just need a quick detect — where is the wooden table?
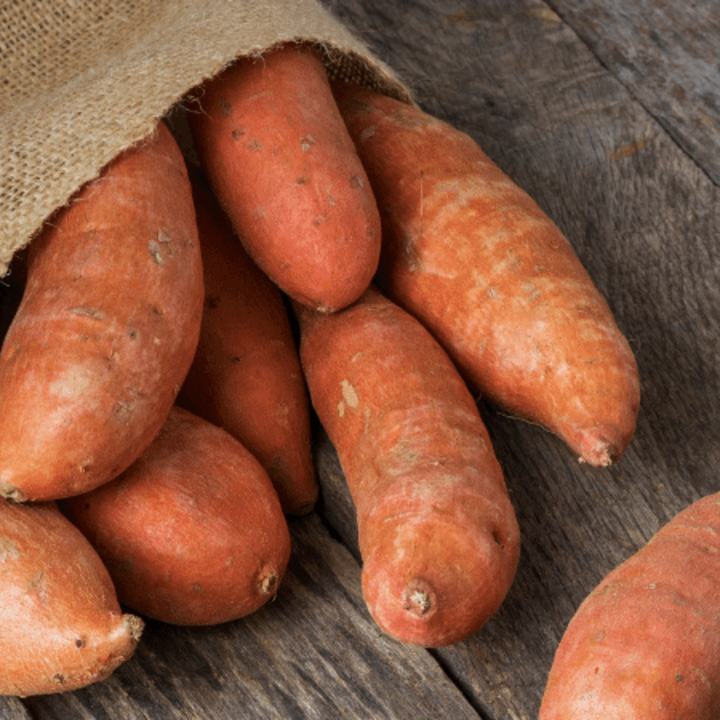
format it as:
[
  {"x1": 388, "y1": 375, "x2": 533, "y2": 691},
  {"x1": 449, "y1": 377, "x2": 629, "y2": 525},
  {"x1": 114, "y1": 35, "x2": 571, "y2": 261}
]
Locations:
[{"x1": 4, "y1": 0, "x2": 719, "y2": 717}]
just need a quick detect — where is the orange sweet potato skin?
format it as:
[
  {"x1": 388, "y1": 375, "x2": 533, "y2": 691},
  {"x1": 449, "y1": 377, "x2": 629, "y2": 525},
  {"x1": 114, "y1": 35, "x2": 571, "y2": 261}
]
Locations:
[
  {"x1": 539, "y1": 492, "x2": 720, "y2": 719},
  {"x1": 61, "y1": 406, "x2": 291, "y2": 627},
  {"x1": 333, "y1": 83, "x2": 640, "y2": 467},
  {"x1": 188, "y1": 43, "x2": 381, "y2": 312},
  {"x1": 295, "y1": 285, "x2": 520, "y2": 647},
  {"x1": 178, "y1": 169, "x2": 318, "y2": 515},
  {"x1": 0, "y1": 122, "x2": 204, "y2": 501},
  {"x1": 0, "y1": 499, "x2": 143, "y2": 697}
]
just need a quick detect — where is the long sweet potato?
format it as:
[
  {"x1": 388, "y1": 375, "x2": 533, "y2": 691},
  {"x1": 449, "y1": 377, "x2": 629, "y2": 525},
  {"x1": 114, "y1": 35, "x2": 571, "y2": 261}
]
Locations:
[
  {"x1": 61, "y1": 405, "x2": 291, "y2": 627},
  {"x1": 333, "y1": 82, "x2": 640, "y2": 467},
  {"x1": 539, "y1": 492, "x2": 720, "y2": 719},
  {"x1": 0, "y1": 498, "x2": 143, "y2": 697},
  {"x1": 0, "y1": 122, "x2": 204, "y2": 501},
  {"x1": 295, "y1": 285, "x2": 520, "y2": 647},
  {"x1": 178, "y1": 168, "x2": 318, "y2": 515},
  {"x1": 188, "y1": 42, "x2": 381, "y2": 312}
]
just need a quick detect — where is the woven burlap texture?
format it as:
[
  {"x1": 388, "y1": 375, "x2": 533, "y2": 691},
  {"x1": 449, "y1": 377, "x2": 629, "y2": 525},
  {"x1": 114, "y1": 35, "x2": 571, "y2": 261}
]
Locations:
[{"x1": 0, "y1": 0, "x2": 409, "y2": 275}]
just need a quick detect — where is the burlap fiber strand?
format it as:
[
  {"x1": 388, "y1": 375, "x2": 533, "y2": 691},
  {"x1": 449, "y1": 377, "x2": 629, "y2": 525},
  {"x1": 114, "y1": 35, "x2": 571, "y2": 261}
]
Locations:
[{"x1": 0, "y1": 0, "x2": 411, "y2": 275}]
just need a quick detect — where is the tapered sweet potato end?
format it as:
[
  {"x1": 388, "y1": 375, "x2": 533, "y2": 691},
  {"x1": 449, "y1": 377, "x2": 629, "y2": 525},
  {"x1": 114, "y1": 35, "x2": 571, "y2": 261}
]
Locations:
[
  {"x1": 360, "y1": 512, "x2": 520, "y2": 647},
  {"x1": 561, "y1": 395, "x2": 639, "y2": 467},
  {"x1": 0, "y1": 498, "x2": 145, "y2": 697},
  {"x1": 575, "y1": 428, "x2": 626, "y2": 467},
  {"x1": 29, "y1": 612, "x2": 145, "y2": 698}
]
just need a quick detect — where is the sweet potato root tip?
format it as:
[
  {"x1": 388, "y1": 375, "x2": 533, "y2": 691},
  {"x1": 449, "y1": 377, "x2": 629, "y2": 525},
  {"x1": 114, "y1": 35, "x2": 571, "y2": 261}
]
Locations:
[
  {"x1": 0, "y1": 481, "x2": 26, "y2": 503},
  {"x1": 258, "y1": 569, "x2": 280, "y2": 597},
  {"x1": 576, "y1": 429, "x2": 620, "y2": 467},
  {"x1": 402, "y1": 580, "x2": 436, "y2": 618},
  {"x1": 118, "y1": 613, "x2": 145, "y2": 643}
]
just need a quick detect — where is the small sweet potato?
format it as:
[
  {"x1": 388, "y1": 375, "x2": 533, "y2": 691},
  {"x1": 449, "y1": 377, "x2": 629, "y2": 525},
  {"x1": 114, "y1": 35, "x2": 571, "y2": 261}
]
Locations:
[
  {"x1": 178, "y1": 168, "x2": 318, "y2": 515},
  {"x1": 295, "y1": 285, "x2": 520, "y2": 647},
  {"x1": 0, "y1": 122, "x2": 204, "y2": 501},
  {"x1": 0, "y1": 498, "x2": 143, "y2": 697},
  {"x1": 61, "y1": 405, "x2": 292, "y2": 627},
  {"x1": 333, "y1": 82, "x2": 640, "y2": 466},
  {"x1": 188, "y1": 42, "x2": 381, "y2": 312},
  {"x1": 539, "y1": 492, "x2": 720, "y2": 719}
]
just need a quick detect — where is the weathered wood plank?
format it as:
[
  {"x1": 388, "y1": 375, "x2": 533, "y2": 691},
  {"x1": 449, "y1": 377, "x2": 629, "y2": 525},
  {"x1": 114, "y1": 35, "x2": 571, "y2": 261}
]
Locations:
[
  {"x1": 546, "y1": 0, "x2": 720, "y2": 184},
  {"x1": 22, "y1": 514, "x2": 480, "y2": 720},
  {"x1": 0, "y1": 698, "x2": 32, "y2": 720}
]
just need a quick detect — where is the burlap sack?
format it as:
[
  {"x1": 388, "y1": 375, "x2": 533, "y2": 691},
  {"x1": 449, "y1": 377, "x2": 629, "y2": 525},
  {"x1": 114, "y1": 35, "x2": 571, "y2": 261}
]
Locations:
[{"x1": 0, "y1": 0, "x2": 411, "y2": 275}]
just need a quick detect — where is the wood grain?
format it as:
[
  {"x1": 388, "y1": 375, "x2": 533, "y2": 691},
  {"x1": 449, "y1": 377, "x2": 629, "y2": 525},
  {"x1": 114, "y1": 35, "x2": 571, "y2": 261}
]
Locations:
[{"x1": 547, "y1": 0, "x2": 720, "y2": 185}]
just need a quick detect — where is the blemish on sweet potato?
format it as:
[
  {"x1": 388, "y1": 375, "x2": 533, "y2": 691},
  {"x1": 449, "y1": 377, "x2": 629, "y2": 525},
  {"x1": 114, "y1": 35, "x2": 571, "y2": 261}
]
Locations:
[{"x1": 69, "y1": 308, "x2": 105, "y2": 320}]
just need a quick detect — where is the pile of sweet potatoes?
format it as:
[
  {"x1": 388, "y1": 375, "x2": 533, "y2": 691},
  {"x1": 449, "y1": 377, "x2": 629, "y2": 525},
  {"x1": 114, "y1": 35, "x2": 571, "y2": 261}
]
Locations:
[{"x1": 4, "y1": 41, "x2": 693, "y2": 710}]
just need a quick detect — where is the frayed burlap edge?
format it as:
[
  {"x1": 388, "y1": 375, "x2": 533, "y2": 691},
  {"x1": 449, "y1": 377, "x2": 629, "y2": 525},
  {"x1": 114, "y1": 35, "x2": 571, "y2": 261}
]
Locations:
[{"x1": 0, "y1": 0, "x2": 411, "y2": 276}]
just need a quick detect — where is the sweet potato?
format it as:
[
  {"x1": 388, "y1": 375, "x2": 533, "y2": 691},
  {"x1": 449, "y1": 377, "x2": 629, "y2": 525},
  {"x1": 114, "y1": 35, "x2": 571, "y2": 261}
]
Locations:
[
  {"x1": 0, "y1": 498, "x2": 143, "y2": 697},
  {"x1": 333, "y1": 82, "x2": 640, "y2": 467},
  {"x1": 539, "y1": 492, "x2": 720, "y2": 719},
  {"x1": 188, "y1": 42, "x2": 381, "y2": 312},
  {"x1": 178, "y1": 168, "x2": 318, "y2": 515},
  {"x1": 61, "y1": 405, "x2": 291, "y2": 627},
  {"x1": 295, "y1": 285, "x2": 520, "y2": 647},
  {"x1": 0, "y1": 122, "x2": 204, "y2": 501}
]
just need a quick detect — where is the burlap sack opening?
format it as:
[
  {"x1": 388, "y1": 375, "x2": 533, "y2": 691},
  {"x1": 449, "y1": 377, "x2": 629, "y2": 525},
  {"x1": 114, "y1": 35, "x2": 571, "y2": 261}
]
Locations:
[{"x1": 0, "y1": 0, "x2": 411, "y2": 276}]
